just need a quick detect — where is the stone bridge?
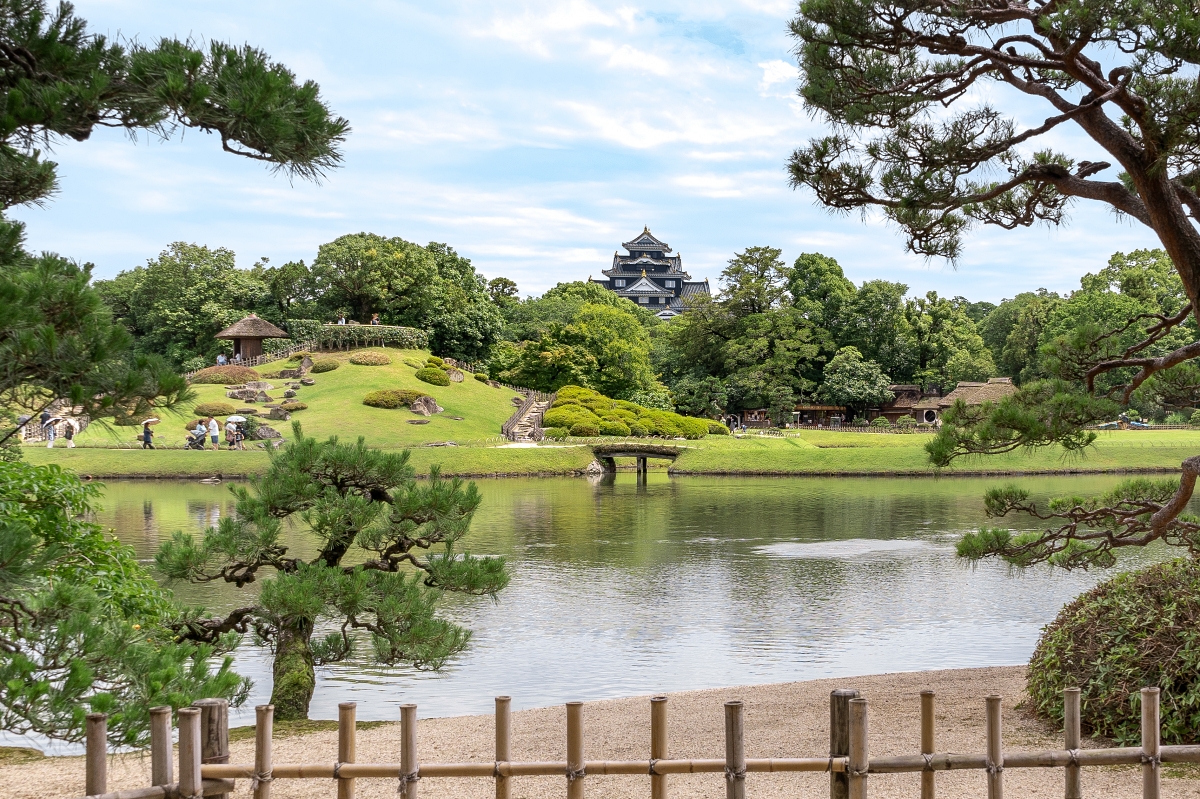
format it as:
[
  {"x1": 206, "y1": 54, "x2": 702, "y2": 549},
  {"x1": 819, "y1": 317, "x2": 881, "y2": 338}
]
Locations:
[{"x1": 590, "y1": 443, "x2": 685, "y2": 474}]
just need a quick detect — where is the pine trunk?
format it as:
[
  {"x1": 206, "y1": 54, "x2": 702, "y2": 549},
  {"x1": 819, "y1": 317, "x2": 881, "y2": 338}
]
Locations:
[{"x1": 271, "y1": 617, "x2": 316, "y2": 720}]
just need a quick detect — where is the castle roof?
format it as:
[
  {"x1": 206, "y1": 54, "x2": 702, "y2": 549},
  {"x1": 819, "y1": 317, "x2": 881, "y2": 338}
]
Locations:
[
  {"x1": 618, "y1": 276, "x2": 675, "y2": 295},
  {"x1": 215, "y1": 314, "x2": 288, "y2": 340},
  {"x1": 622, "y1": 227, "x2": 672, "y2": 253}
]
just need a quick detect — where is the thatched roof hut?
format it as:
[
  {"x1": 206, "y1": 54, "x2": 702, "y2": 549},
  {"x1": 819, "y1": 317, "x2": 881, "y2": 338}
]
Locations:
[{"x1": 215, "y1": 314, "x2": 288, "y2": 360}]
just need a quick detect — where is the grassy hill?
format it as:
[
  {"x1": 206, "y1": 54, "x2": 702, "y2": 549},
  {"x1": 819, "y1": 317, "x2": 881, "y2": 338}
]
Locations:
[{"x1": 71, "y1": 348, "x2": 523, "y2": 449}]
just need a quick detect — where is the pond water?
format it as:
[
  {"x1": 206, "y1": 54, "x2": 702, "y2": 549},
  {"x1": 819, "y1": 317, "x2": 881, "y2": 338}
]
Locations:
[{"x1": 79, "y1": 475, "x2": 1182, "y2": 726}]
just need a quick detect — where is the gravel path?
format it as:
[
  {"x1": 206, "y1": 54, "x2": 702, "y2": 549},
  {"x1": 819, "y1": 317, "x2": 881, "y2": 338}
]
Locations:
[{"x1": 6, "y1": 666, "x2": 1200, "y2": 798}]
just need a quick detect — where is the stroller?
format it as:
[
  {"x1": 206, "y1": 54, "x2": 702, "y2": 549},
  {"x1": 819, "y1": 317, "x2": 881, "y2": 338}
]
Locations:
[{"x1": 184, "y1": 429, "x2": 208, "y2": 450}]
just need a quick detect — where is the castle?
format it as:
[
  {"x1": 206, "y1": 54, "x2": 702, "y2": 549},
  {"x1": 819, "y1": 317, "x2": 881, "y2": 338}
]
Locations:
[{"x1": 590, "y1": 228, "x2": 709, "y2": 319}]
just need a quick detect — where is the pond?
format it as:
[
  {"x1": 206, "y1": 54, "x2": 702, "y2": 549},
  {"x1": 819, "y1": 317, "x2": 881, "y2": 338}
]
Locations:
[{"x1": 82, "y1": 475, "x2": 1181, "y2": 725}]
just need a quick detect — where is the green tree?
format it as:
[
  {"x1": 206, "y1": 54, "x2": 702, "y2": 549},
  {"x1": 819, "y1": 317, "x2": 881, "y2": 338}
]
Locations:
[
  {"x1": 158, "y1": 424, "x2": 508, "y2": 720},
  {"x1": 422, "y1": 243, "x2": 503, "y2": 361},
  {"x1": 264, "y1": 260, "x2": 315, "y2": 317},
  {"x1": 844, "y1": 280, "x2": 915, "y2": 379},
  {"x1": 487, "y1": 277, "x2": 520, "y2": 308},
  {"x1": 670, "y1": 375, "x2": 727, "y2": 419},
  {"x1": 978, "y1": 291, "x2": 1063, "y2": 382},
  {"x1": 788, "y1": 0, "x2": 1200, "y2": 561},
  {"x1": 0, "y1": 0, "x2": 348, "y2": 210},
  {"x1": 905, "y1": 291, "x2": 996, "y2": 389},
  {"x1": 787, "y1": 252, "x2": 857, "y2": 340},
  {"x1": 310, "y1": 233, "x2": 436, "y2": 324},
  {"x1": 719, "y1": 246, "x2": 789, "y2": 317},
  {"x1": 0, "y1": 461, "x2": 246, "y2": 745},
  {"x1": 501, "y1": 280, "x2": 657, "y2": 343},
  {"x1": 819, "y1": 346, "x2": 895, "y2": 419}
]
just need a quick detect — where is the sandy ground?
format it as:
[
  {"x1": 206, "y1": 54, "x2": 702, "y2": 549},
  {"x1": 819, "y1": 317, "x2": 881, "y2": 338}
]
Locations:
[{"x1": 6, "y1": 666, "x2": 1200, "y2": 799}]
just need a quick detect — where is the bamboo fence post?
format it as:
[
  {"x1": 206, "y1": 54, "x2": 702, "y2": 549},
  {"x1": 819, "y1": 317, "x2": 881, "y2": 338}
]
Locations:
[
  {"x1": 830, "y1": 689, "x2": 860, "y2": 799},
  {"x1": 1142, "y1": 687, "x2": 1161, "y2": 799},
  {"x1": 920, "y1": 690, "x2": 935, "y2": 799},
  {"x1": 85, "y1": 713, "x2": 107, "y2": 797},
  {"x1": 149, "y1": 706, "x2": 173, "y2": 787},
  {"x1": 400, "y1": 703, "x2": 419, "y2": 799},
  {"x1": 178, "y1": 708, "x2": 202, "y2": 799},
  {"x1": 848, "y1": 698, "x2": 868, "y2": 799},
  {"x1": 495, "y1": 697, "x2": 511, "y2": 799},
  {"x1": 567, "y1": 701, "x2": 585, "y2": 799},
  {"x1": 725, "y1": 700, "x2": 746, "y2": 799},
  {"x1": 651, "y1": 696, "x2": 668, "y2": 799},
  {"x1": 195, "y1": 698, "x2": 230, "y2": 799},
  {"x1": 1064, "y1": 688, "x2": 1081, "y2": 799},
  {"x1": 339, "y1": 702, "x2": 357, "y2": 799},
  {"x1": 986, "y1": 695, "x2": 1003, "y2": 799},
  {"x1": 254, "y1": 705, "x2": 274, "y2": 799}
]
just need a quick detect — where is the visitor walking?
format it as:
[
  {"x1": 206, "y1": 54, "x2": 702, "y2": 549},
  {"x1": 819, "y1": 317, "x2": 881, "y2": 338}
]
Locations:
[
  {"x1": 40, "y1": 409, "x2": 55, "y2": 448},
  {"x1": 63, "y1": 420, "x2": 75, "y2": 448},
  {"x1": 224, "y1": 418, "x2": 238, "y2": 448},
  {"x1": 142, "y1": 422, "x2": 155, "y2": 449},
  {"x1": 207, "y1": 416, "x2": 220, "y2": 451},
  {"x1": 233, "y1": 424, "x2": 246, "y2": 451}
]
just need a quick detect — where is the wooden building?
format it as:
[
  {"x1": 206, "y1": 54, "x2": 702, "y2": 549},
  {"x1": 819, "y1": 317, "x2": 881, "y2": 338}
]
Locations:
[
  {"x1": 878, "y1": 378, "x2": 1016, "y2": 423},
  {"x1": 590, "y1": 228, "x2": 710, "y2": 319},
  {"x1": 215, "y1": 314, "x2": 288, "y2": 361}
]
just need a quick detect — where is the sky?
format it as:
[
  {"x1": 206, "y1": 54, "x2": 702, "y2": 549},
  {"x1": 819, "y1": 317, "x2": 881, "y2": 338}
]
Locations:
[{"x1": 9, "y1": 0, "x2": 1164, "y2": 302}]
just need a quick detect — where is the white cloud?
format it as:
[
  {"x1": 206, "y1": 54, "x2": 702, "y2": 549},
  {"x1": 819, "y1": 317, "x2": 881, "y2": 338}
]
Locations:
[{"x1": 758, "y1": 59, "x2": 795, "y2": 91}]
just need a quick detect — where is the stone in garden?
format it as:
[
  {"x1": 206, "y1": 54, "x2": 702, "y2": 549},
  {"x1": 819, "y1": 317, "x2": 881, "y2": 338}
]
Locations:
[
  {"x1": 283, "y1": 389, "x2": 297, "y2": 398},
  {"x1": 423, "y1": 441, "x2": 458, "y2": 447},
  {"x1": 226, "y1": 387, "x2": 258, "y2": 401},
  {"x1": 410, "y1": 395, "x2": 444, "y2": 416},
  {"x1": 299, "y1": 355, "x2": 313, "y2": 373},
  {"x1": 255, "y1": 391, "x2": 272, "y2": 403},
  {"x1": 268, "y1": 407, "x2": 291, "y2": 421},
  {"x1": 512, "y1": 396, "x2": 524, "y2": 406},
  {"x1": 407, "y1": 419, "x2": 430, "y2": 425},
  {"x1": 245, "y1": 381, "x2": 274, "y2": 390},
  {"x1": 254, "y1": 424, "x2": 281, "y2": 439},
  {"x1": 263, "y1": 403, "x2": 281, "y2": 409},
  {"x1": 300, "y1": 378, "x2": 315, "y2": 386},
  {"x1": 278, "y1": 368, "x2": 300, "y2": 379},
  {"x1": 447, "y1": 369, "x2": 464, "y2": 383},
  {"x1": 236, "y1": 408, "x2": 259, "y2": 416}
]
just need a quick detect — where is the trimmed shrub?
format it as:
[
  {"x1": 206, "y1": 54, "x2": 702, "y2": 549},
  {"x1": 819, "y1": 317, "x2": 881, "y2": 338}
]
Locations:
[
  {"x1": 349, "y1": 351, "x2": 391, "y2": 366},
  {"x1": 544, "y1": 427, "x2": 569, "y2": 440},
  {"x1": 598, "y1": 420, "x2": 631, "y2": 436},
  {"x1": 569, "y1": 423, "x2": 600, "y2": 437},
  {"x1": 1027, "y1": 559, "x2": 1200, "y2": 745},
  {"x1": 707, "y1": 420, "x2": 730, "y2": 435},
  {"x1": 415, "y1": 367, "x2": 451, "y2": 386},
  {"x1": 1165, "y1": 411, "x2": 1189, "y2": 425},
  {"x1": 474, "y1": 372, "x2": 489, "y2": 382},
  {"x1": 679, "y1": 417, "x2": 710, "y2": 439},
  {"x1": 280, "y1": 401, "x2": 308, "y2": 412},
  {"x1": 193, "y1": 401, "x2": 236, "y2": 417},
  {"x1": 426, "y1": 356, "x2": 445, "y2": 366},
  {"x1": 895, "y1": 415, "x2": 917, "y2": 430},
  {"x1": 259, "y1": 370, "x2": 282, "y2": 379},
  {"x1": 182, "y1": 356, "x2": 208, "y2": 373},
  {"x1": 871, "y1": 416, "x2": 892, "y2": 428},
  {"x1": 189, "y1": 365, "x2": 260, "y2": 384},
  {"x1": 543, "y1": 405, "x2": 600, "y2": 430},
  {"x1": 287, "y1": 350, "x2": 315, "y2": 362},
  {"x1": 362, "y1": 389, "x2": 428, "y2": 409},
  {"x1": 628, "y1": 423, "x2": 647, "y2": 437},
  {"x1": 310, "y1": 359, "x2": 341, "y2": 373},
  {"x1": 403, "y1": 357, "x2": 425, "y2": 369}
]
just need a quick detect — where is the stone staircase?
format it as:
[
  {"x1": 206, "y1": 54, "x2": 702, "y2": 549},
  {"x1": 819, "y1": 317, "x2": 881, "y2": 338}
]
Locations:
[{"x1": 510, "y1": 398, "x2": 551, "y2": 442}]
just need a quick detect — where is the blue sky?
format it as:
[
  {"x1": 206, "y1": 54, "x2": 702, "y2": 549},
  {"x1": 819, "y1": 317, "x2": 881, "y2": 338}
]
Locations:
[{"x1": 9, "y1": 0, "x2": 1162, "y2": 301}]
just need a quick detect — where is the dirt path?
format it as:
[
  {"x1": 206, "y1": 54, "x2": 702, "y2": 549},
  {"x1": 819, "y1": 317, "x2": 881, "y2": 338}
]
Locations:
[{"x1": 6, "y1": 666, "x2": 1200, "y2": 798}]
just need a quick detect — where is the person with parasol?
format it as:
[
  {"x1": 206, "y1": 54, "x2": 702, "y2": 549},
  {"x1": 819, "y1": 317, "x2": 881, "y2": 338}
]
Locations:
[
  {"x1": 142, "y1": 418, "x2": 160, "y2": 449},
  {"x1": 227, "y1": 415, "x2": 248, "y2": 450}
]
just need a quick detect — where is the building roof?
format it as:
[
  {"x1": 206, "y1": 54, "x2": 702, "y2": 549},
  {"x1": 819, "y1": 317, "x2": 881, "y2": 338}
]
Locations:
[
  {"x1": 214, "y1": 314, "x2": 289, "y2": 340},
  {"x1": 794, "y1": 404, "x2": 846, "y2": 411},
  {"x1": 681, "y1": 281, "x2": 710, "y2": 297},
  {"x1": 621, "y1": 227, "x2": 671, "y2": 252},
  {"x1": 617, "y1": 276, "x2": 675, "y2": 295},
  {"x1": 938, "y1": 377, "x2": 1016, "y2": 407}
]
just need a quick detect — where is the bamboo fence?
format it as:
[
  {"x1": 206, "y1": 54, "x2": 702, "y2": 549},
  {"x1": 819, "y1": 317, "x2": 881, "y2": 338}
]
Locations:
[{"x1": 76, "y1": 686, "x2": 1195, "y2": 799}]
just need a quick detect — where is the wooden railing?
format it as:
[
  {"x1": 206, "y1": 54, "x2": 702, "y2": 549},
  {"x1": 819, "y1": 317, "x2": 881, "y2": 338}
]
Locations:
[
  {"x1": 77, "y1": 685, "x2": 1187, "y2": 799},
  {"x1": 501, "y1": 391, "x2": 555, "y2": 441}
]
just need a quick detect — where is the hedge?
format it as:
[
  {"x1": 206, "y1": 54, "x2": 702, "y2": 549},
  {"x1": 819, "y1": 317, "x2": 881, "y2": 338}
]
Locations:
[
  {"x1": 189, "y1": 365, "x2": 261, "y2": 384},
  {"x1": 193, "y1": 401, "x2": 236, "y2": 417},
  {"x1": 707, "y1": 421, "x2": 730, "y2": 435},
  {"x1": 474, "y1": 372, "x2": 489, "y2": 382},
  {"x1": 415, "y1": 367, "x2": 451, "y2": 386},
  {"x1": 362, "y1": 389, "x2": 429, "y2": 409},
  {"x1": 280, "y1": 402, "x2": 308, "y2": 412},
  {"x1": 310, "y1": 359, "x2": 341, "y2": 373},
  {"x1": 319, "y1": 324, "x2": 428, "y2": 350},
  {"x1": 545, "y1": 385, "x2": 711, "y2": 439},
  {"x1": 403, "y1": 357, "x2": 425, "y2": 369},
  {"x1": 1028, "y1": 558, "x2": 1200, "y2": 745},
  {"x1": 349, "y1": 351, "x2": 391, "y2": 365},
  {"x1": 570, "y1": 423, "x2": 600, "y2": 437}
]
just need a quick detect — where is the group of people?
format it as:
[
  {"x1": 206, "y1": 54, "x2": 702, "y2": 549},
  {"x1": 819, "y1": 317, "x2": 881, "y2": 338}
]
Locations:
[
  {"x1": 138, "y1": 416, "x2": 246, "y2": 450},
  {"x1": 39, "y1": 410, "x2": 75, "y2": 448},
  {"x1": 215, "y1": 353, "x2": 242, "y2": 366},
  {"x1": 335, "y1": 314, "x2": 382, "y2": 325}
]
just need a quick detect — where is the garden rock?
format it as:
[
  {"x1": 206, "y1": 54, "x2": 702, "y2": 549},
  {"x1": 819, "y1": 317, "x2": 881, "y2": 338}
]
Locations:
[
  {"x1": 447, "y1": 369, "x2": 464, "y2": 383},
  {"x1": 410, "y1": 395, "x2": 444, "y2": 416},
  {"x1": 584, "y1": 459, "x2": 606, "y2": 474},
  {"x1": 254, "y1": 424, "x2": 281, "y2": 440},
  {"x1": 299, "y1": 355, "x2": 313, "y2": 373},
  {"x1": 245, "y1": 381, "x2": 274, "y2": 390},
  {"x1": 283, "y1": 390, "x2": 297, "y2": 399},
  {"x1": 225, "y1": 387, "x2": 258, "y2": 401},
  {"x1": 235, "y1": 408, "x2": 259, "y2": 416},
  {"x1": 255, "y1": 391, "x2": 272, "y2": 403},
  {"x1": 406, "y1": 419, "x2": 430, "y2": 425},
  {"x1": 268, "y1": 408, "x2": 292, "y2": 421},
  {"x1": 278, "y1": 368, "x2": 300, "y2": 379},
  {"x1": 423, "y1": 441, "x2": 458, "y2": 447},
  {"x1": 300, "y1": 378, "x2": 315, "y2": 386}
]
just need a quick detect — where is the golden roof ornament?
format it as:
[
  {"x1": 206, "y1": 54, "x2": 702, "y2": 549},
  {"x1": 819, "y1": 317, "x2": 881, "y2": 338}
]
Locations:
[{"x1": 641, "y1": 269, "x2": 647, "y2": 277}]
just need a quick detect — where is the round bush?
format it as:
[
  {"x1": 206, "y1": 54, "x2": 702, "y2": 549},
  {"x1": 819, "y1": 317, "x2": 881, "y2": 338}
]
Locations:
[
  {"x1": 629, "y1": 423, "x2": 647, "y2": 437},
  {"x1": 707, "y1": 420, "x2": 730, "y2": 435},
  {"x1": 871, "y1": 417, "x2": 892, "y2": 428},
  {"x1": 193, "y1": 401, "x2": 236, "y2": 417},
  {"x1": 287, "y1": 351, "x2": 314, "y2": 362},
  {"x1": 598, "y1": 420, "x2": 631, "y2": 436},
  {"x1": 544, "y1": 427, "x2": 569, "y2": 440},
  {"x1": 415, "y1": 367, "x2": 451, "y2": 386},
  {"x1": 569, "y1": 423, "x2": 600, "y2": 437},
  {"x1": 425, "y1": 356, "x2": 445, "y2": 366},
  {"x1": 310, "y1": 359, "x2": 341, "y2": 373},
  {"x1": 895, "y1": 415, "x2": 917, "y2": 429},
  {"x1": 1028, "y1": 558, "x2": 1200, "y2": 744},
  {"x1": 403, "y1": 357, "x2": 425, "y2": 369},
  {"x1": 280, "y1": 402, "x2": 307, "y2": 412},
  {"x1": 349, "y1": 351, "x2": 391, "y2": 365},
  {"x1": 363, "y1": 389, "x2": 429, "y2": 409},
  {"x1": 474, "y1": 372, "x2": 489, "y2": 382},
  {"x1": 189, "y1": 365, "x2": 261, "y2": 384},
  {"x1": 1190, "y1": 409, "x2": 1200, "y2": 426}
]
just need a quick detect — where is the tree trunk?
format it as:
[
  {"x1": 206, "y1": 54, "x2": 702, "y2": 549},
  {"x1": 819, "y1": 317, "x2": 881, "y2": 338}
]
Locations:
[{"x1": 270, "y1": 617, "x2": 315, "y2": 721}]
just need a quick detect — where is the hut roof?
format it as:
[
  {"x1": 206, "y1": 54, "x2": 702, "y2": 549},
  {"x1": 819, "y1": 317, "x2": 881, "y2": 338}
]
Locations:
[
  {"x1": 938, "y1": 377, "x2": 1016, "y2": 408},
  {"x1": 215, "y1": 314, "x2": 288, "y2": 340}
]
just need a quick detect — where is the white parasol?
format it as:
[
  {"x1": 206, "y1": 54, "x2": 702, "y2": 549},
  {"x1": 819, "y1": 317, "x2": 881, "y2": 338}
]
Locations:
[
  {"x1": 226, "y1": 415, "x2": 248, "y2": 423},
  {"x1": 143, "y1": 417, "x2": 162, "y2": 425}
]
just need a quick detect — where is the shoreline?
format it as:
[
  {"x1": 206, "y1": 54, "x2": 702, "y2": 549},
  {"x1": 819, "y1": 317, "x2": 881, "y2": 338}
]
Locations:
[{"x1": 6, "y1": 666, "x2": 1199, "y2": 798}]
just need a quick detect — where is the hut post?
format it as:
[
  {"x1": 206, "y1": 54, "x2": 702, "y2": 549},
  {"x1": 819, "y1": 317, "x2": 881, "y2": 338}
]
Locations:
[
  {"x1": 85, "y1": 713, "x2": 107, "y2": 797},
  {"x1": 1064, "y1": 688, "x2": 1081, "y2": 799},
  {"x1": 195, "y1": 698, "x2": 230, "y2": 799},
  {"x1": 149, "y1": 706, "x2": 173, "y2": 787},
  {"x1": 847, "y1": 698, "x2": 868, "y2": 799},
  {"x1": 986, "y1": 695, "x2": 1003, "y2": 799},
  {"x1": 178, "y1": 707, "x2": 202, "y2": 799},
  {"x1": 651, "y1": 696, "x2": 668, "y2": 799},
  {"x1": 338, "y1": 702, "x2": 357, "y2": 799},
  {"x1": 920, "y1": 690, "x2": 934, "y2": 799},
  {"x1": 830, "y1": 689, "x2": 860, "y2": 799},
  {"x1": 724, "y1": 700, "x2": 746, "y2": 799},
  {"x1": 495, "y1": 696, "x2": 511, "y2": 799},
  {"x1": 567, "y1": 701, "x2": 585, "y2": 799},
  {"x1": 400, "y1": 703, "x2": 419, "y2": 799},
  {"x1": 254, "y1": 705, "x2": 274, "y2": 799},
  {"x1": 1142, "y1": 688, "x2": 1161, "y2": 799}
]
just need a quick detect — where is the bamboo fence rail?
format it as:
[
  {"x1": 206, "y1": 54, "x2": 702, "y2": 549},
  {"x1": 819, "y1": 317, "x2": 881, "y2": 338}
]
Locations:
[{"x1": 77, "y1": 687, "x2": 1191, "y2": 799}]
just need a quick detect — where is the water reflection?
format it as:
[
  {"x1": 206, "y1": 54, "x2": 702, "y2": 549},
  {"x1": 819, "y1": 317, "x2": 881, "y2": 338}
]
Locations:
[{"x1": 85, "y1": 474, "x2": 1177, "y2": 726}]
